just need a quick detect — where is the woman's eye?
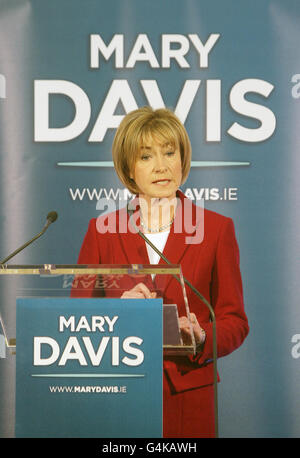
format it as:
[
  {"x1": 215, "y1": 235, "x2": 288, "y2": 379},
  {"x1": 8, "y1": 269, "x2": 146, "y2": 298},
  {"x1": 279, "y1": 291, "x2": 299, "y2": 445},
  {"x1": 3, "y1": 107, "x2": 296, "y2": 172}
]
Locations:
[
  {"x1": 166, "y1": 151, "x2": 175, "y2": 157},
  {"x1": 141, "y1": 154, "x2": 151, "y2": 161}
]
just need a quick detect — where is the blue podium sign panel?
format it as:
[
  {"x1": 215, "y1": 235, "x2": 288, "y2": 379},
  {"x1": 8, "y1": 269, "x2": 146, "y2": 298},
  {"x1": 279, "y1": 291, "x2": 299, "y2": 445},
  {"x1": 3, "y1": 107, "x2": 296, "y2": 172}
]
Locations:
[{"x1": 15, "y1": 298, "x2": 163, "y2": 438}]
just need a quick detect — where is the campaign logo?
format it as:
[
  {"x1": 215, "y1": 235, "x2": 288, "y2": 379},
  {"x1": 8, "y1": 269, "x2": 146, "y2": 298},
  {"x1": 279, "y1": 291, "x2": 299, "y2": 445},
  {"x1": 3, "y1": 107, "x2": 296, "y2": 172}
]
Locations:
[{"x1": 32, "y1": 34, "x2": 276, "y2": 171}]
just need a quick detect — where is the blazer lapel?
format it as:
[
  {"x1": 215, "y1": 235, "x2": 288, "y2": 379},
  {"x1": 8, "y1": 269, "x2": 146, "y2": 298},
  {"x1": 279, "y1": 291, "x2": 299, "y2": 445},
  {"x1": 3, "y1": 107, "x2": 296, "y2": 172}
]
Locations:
[
  {"x1": 154, "y1": 190, "x2": 203, "y2": 294},
  {"x1": 117, "y1": 206, "x2": 149, "y2": 265},
  {"x1": 116, "y1": 192, "x2": 203, "y2": 295},
  {"x1": 117, "y1": 200, "x2": 153, "y2": 291}
]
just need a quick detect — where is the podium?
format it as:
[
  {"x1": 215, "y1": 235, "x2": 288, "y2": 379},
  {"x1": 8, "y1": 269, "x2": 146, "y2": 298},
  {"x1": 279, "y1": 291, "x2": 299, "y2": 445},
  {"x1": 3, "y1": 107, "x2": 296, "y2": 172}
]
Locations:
[{"x1": 0, "y1": 264, "x2": 196, "y2": 438}]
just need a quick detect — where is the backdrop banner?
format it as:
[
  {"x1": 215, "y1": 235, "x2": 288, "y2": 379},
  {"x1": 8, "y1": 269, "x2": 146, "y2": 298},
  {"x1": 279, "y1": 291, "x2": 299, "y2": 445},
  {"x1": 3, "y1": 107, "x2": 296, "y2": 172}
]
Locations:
[{"x1": 0, "y1": 0, "x2": 300, "y2": 438}]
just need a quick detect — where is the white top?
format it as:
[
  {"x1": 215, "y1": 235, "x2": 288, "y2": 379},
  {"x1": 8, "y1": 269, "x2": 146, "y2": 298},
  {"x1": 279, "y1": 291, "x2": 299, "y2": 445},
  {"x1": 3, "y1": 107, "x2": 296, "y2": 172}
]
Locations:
[{"x1": 144, "y1": 230, "x2": 170, "y2": 266}]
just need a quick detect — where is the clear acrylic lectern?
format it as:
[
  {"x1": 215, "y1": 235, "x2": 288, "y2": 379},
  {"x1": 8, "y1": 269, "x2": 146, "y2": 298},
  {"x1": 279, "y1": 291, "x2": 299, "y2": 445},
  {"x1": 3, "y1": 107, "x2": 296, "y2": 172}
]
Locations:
[{"x1": 0, "y1": 264, "x2": 197, "y2": 356}]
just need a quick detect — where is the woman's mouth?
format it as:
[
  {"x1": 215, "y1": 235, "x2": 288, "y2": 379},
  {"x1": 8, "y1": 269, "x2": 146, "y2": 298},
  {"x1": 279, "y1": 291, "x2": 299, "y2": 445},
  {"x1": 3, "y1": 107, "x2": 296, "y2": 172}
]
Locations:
[{"x1": 152, "y1": 179, "x2": 171, "y2": 186}]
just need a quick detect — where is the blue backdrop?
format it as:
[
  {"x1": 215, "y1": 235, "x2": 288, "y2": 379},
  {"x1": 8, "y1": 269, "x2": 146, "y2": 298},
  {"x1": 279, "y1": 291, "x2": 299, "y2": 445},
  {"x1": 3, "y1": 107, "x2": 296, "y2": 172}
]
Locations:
[{"x1": 0, "y1": 0, "x2": 300, "y2": 438}]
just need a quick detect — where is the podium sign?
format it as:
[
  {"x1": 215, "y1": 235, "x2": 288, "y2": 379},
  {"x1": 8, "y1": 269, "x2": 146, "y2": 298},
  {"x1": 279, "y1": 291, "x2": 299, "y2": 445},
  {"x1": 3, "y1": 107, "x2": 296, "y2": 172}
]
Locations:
[{"x1": 15, "y1": 297, "x2": 163, "y2": 438}]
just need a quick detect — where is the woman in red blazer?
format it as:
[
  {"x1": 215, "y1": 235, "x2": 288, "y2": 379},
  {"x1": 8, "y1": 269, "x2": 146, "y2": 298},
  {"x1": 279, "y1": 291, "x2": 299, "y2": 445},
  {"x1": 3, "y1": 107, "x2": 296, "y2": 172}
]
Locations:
[{"x1": 73, "y1": 107, "x2": 249, "y2": 438}]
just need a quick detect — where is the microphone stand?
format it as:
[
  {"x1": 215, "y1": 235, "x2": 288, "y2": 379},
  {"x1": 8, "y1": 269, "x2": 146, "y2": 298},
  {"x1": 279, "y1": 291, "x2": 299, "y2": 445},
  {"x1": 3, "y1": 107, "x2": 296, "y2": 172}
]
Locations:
[
  {"x1": 0, "y1": 212, "x2": 58, "y2": 265},
  {"x1": 127, "y1": 204, "x2": 219, "y2": 438}
]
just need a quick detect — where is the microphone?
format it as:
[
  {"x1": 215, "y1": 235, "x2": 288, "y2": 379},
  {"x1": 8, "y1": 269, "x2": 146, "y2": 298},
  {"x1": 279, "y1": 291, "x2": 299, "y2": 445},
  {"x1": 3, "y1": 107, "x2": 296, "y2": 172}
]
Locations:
[
  {"x1": 127, "y1": 202, "x2": 219, "y2": 438},
  {"x1": 0, "y1": 211, "x2": 58, "y2": 265}
]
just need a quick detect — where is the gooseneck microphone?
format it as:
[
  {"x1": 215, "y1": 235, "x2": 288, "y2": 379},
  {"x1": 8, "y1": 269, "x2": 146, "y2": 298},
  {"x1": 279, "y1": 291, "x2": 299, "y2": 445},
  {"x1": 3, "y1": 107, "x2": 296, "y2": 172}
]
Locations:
[
  {"x1": 127, "y1": 202, "x2": 218, "y2": 438},
  {"x1": 0, "y1": 211, "x2": 58, "y2": 265}
]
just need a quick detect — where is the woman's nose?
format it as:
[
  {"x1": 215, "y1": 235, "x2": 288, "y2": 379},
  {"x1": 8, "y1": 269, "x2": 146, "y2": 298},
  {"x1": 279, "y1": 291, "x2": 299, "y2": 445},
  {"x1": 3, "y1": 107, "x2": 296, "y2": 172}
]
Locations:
[{"x1": 153, "y1": 153, "x2": 167, "y2": 172}]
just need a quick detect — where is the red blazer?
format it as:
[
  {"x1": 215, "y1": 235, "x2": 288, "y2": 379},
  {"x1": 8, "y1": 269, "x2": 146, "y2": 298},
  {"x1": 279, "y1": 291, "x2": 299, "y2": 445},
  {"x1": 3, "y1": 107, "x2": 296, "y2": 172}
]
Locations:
[{"x1": 73, "y1": 190, "x2": 249, "y2": 393}]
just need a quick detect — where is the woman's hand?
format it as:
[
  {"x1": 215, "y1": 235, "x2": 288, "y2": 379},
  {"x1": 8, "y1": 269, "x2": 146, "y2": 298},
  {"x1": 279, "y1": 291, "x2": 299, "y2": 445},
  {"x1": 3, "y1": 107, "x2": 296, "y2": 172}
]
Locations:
[
  {"x1": 179, "y1": 313, "x2": 206, "y2": 346},
  {"x1": 121, "y1": 282, "x2": 157, "y2": 299}
]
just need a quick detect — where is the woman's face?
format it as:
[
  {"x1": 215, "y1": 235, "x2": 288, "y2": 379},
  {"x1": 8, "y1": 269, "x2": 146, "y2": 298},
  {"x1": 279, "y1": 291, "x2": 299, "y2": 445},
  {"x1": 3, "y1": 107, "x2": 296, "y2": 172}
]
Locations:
[{"x1": 131, "y1": 136, "x2": 182, "y2": 201}]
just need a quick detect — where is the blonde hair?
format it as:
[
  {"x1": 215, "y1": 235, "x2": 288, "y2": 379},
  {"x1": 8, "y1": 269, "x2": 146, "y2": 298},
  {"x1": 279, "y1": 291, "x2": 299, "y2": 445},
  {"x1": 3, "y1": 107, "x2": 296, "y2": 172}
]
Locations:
[{"x1": 112, "y1": 106, "x2": 191, "y2": 194}]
